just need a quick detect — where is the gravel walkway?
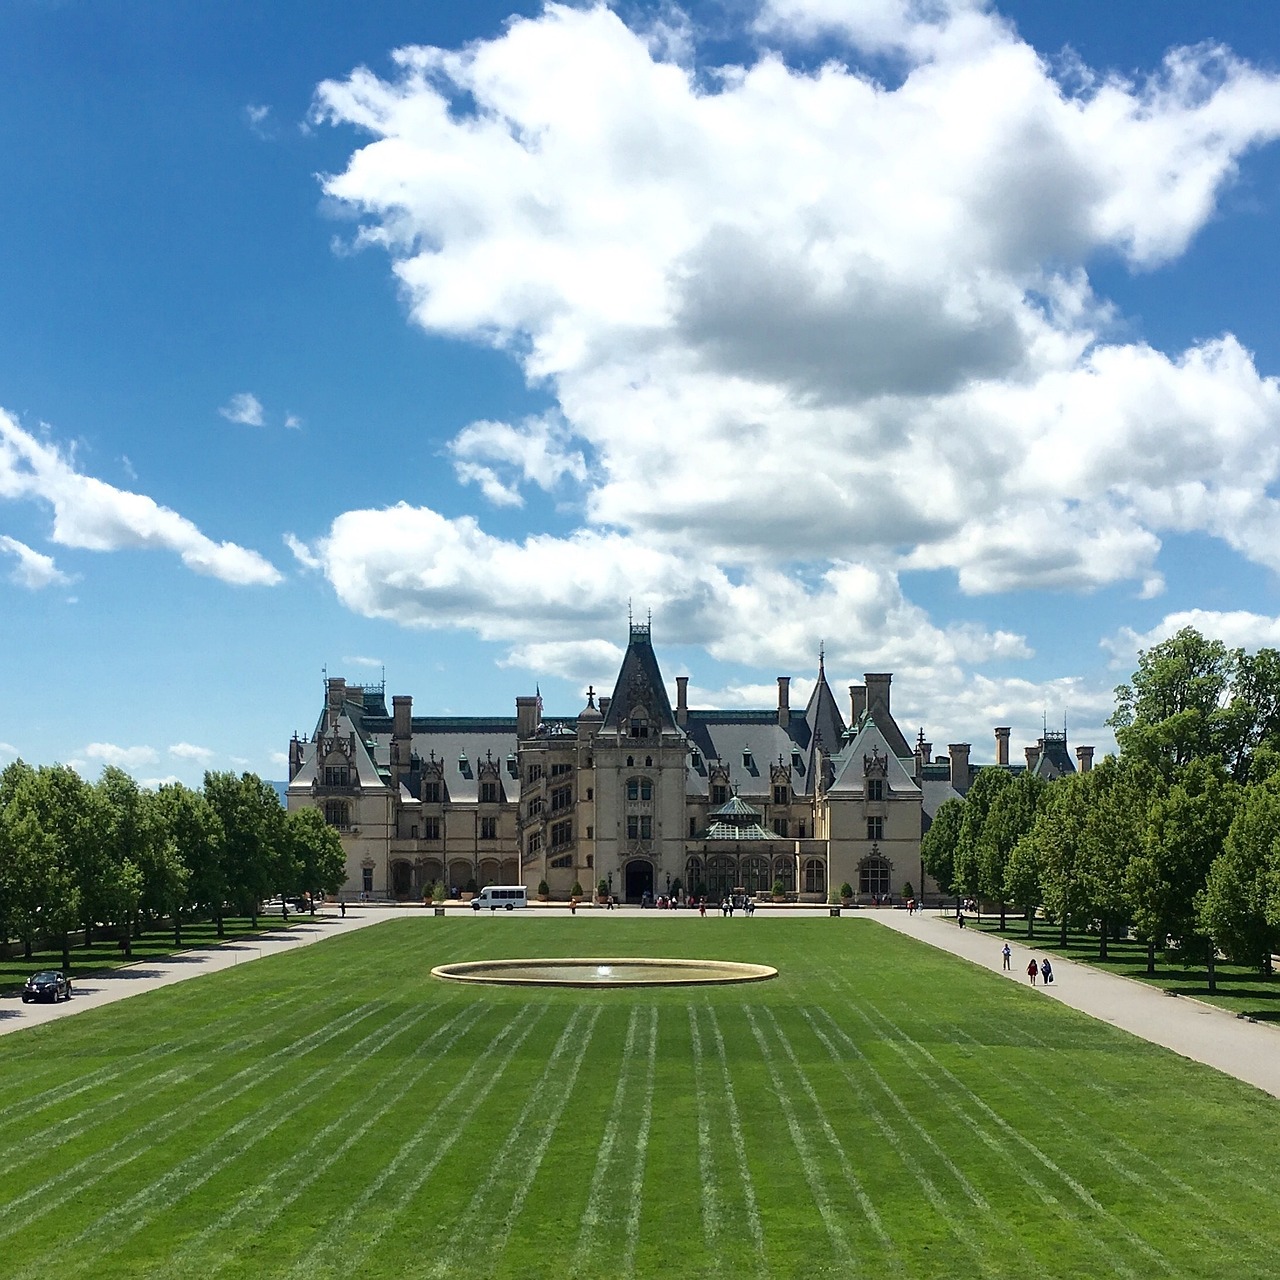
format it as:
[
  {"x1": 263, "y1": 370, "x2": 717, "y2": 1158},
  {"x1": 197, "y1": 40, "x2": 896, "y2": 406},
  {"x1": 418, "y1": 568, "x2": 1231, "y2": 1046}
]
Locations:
[{"x1": 870, "y1": 907, "x2": 1280, "y2": 1099}]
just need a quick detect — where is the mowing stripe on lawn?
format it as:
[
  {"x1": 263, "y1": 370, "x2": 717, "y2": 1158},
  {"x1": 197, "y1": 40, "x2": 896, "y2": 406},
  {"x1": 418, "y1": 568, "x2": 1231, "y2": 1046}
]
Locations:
[
  {"x1": 572, "y1": 1005, "x2": 642, "y2": 1273},
  {"x1": 803, "y1": 1006, "x2": 1042, "y2": 1280},
  {"x1": 859, "y1": 998, "x2": 1166, "y2": 1278},
  {"x1": 0, "y1": 983, "x2": 309, "y2": 1130},
  {"x1": 479, "y1": 1007, "x2": 603, "y2": 1271},
  {"x1": 0, "y1": 988, "x2": 334, "y2": 1175},
  {"x1": 949, "y1": 1015, "x2": 1275, "y2": 1267},
  {"x1": 163, "y1": 1000, "x2": 486, "y2": 1277},
  {"x1": 15, "y1": 1000, "x2": 431, "y2": 1280},
  {"x1": 752, "y1": 1006, "x2": 899, "y2": 1268},
  {"x1": 295, "y1": 1002, "x2": 550, "y2": 1279},
  {"x1": 743, "y1": 1003, "x2": 860, "y2": 1272},
  {"x1": 622, "y1": 1004, "x2": 659, "y2": 1276},
  {"x1": 823, "y1": 976, "x2": 1145, "y2": 1279},
  {"x1": 688, "y1": 1004, "x2": 720, "y2": 1252},
  {"x1": 433, "y1": 1006, "x2": 603, "y2": 1278},
  {"x1": 705, "y1": 1005, "x2": 765, "y2": 1269},
  {"x1": 0, "y1": 998, "x2": 383, "y2": 1245}
]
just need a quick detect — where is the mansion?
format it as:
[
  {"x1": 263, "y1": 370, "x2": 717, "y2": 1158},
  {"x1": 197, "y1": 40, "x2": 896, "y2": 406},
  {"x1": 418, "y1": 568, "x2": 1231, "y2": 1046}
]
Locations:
[{"x1": 286, "y1": 623, "x2": 1092, "y2": 904}]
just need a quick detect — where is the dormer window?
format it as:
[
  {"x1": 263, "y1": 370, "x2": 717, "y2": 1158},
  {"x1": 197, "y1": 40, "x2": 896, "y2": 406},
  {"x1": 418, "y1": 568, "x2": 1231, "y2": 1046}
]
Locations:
[
  {"x1": 867, "y1": 778, "x2": 884, "y2": 801},
  {"x1": 742, "y1": 749, "x2": 753, "y2": 768},
  {"x1": 458, "y1": 751, "x2": 468, "y2": 769}
]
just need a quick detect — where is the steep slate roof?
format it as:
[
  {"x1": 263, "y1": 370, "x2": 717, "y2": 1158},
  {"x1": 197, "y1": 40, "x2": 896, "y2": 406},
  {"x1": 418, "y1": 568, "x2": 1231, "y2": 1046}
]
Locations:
[
  {"x1": 803, "y1": 657, "x2": 847, "y2": 759},
  {"x1": 828, "y1": 718, "x2": 921, "y2": 796},
  {"x1": 684, "y1": 711, "x2": 808, "y2": 798},
  {"x1": 287, "y1": 711, "x2": 385, "y2": 792},
  {"x1": 600, "y1": 623, "x2": 678, "y2": 734}
]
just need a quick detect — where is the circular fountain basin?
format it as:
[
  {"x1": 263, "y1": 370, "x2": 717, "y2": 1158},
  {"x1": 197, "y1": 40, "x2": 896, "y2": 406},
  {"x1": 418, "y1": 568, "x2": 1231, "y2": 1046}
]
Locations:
[{"x1": 431, "y1": 957, "x2": 777, "y2": 988}]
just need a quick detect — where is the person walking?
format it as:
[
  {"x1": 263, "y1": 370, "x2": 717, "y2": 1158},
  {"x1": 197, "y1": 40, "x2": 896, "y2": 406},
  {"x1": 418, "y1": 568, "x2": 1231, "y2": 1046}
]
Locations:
[
  {"x1": 1041, "y1": 957, "x2": 1053, "y2": 985},
  {"x1": 340, "y1": 899, "x2": 346, "y2": 918},
  {"x1": 1027, "y1": 958, "x2": 1038, "y2": 984},
  {"x1": 1002, "y1": 943, "x2": 1011, "y2": 971}
]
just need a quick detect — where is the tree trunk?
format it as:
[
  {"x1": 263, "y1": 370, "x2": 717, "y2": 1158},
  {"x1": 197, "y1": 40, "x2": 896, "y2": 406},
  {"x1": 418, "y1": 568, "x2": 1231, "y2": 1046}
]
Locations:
[
  {"x1": 1026, "y1": 907, "x2": 1034, "y2": 939},
  {"x1": 1059, "y1": 910, "x2": 1067, "y2": 949},
  {"x1": 999, "y1": 902, "x2": 1006, "y2": 930},
  {"x1": 1099, "y1": 918, "x2": 1109, "y2": 962},
  {"x1": 215, "y1": 906, "x2": 224, "y2": 939},
  {"x1": 174, "y1": 914, "x2": 182, "y2": 948},
  {"x1": 24, "y1": 938, "x2": 32, "y2": 960},
  {"x1": 1207, "y1": 942, "x2": 1216, "y2": 994},
  {"x1": 61, "y1": 932, "x2": 71, "y2": 971},
  {"x1": 1146, "y1": 939, "x2": 1156, "y2": 976}
]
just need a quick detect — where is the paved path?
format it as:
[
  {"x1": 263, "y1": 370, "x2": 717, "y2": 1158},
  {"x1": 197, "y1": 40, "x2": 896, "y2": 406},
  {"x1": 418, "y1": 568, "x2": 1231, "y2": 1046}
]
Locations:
[
  {"x1": 869, "y1": 907, "x2": 1280, "y2": 1100},
  {"x1": 0, "y1": 907, "x2": 422, "y2": 1038}
]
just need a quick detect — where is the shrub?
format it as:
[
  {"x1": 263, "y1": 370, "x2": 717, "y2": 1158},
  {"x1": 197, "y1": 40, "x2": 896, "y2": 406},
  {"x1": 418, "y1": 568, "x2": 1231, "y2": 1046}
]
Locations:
[
  {"x1": 465, "y1": 878, "x2": 478, "y2": 895},
  {"x1": 902, "y1": 881, "x2": 915, "y2": 900},
  {"x1": 840, "y1": 882, "x2": 854, "y2": 900},
  {"x1": 432, "y1": 882, "x2": 445, "y2": 903},
  {"x1": 772, "y1": 879, "x2": 786, "y2": 897},
  {"x1": 570, "y1": 881, "x2": 584, "y2": 897},
  {"x1": 597, "y1": 878, "x2": 609, "y2": 897},
  {"x1": 537, "y1": 880, "x2": 550, "y2": 896}
]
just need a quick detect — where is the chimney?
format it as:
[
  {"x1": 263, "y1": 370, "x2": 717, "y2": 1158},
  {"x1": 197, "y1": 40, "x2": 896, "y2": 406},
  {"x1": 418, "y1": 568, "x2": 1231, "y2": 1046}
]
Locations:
[
  {"x1": 777, "y1": 676, "x2": 790, "y2": 727},
  {"x1": 1076, "y1": 745, "x2": 1094, "y2": 773},
  {"x1": 1025, "y1": 745, "x2": 1041, "y2": 771},
  {"x1": 326, "y1": 677, "x2": 347, "y2": 728},
  {"x1": 676, "y1": 676, "x2": 689, "y2": 728},
  {"x1": 516, "y1": 695, "x2": 540, "y2": 740},
  {"x1": 994, "y1": 726, "x2": 1010, "y2": 767},
  {"x1": 915, "y1": 736, "x2": 932, "y2": 777},
  {"x1": 948, "y1": 743, "x2": 971, "y2": 794},
  {"x1": 850, "y1": 684, "x2": 867, "y2": 725},
  {"x1": 393, "y1": 695, "x2": 412, "y2": 741},
  {"x1": 288, "y1": 734, "x2": 304, "y2": 781},
  {"x1": 865, "y1": 673, "x2": 892, "y2": 720},
  {"x1": 599, "y1": 696, "x2": 611, "y2": 720}
]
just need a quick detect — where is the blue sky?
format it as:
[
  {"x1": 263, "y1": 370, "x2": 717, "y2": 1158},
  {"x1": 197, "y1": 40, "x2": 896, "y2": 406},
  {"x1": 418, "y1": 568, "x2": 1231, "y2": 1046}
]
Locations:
[{"x1": 2, "y1": 0, "x2": 1280, "y2": 786}]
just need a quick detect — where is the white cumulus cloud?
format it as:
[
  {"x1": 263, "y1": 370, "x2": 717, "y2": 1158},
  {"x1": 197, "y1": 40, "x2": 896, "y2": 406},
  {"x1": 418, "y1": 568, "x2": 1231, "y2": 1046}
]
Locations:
[
  {"x1": 84, "y1": 742, "x2": 160, "y2": 769},
  {"x1": 302, "y1": 1, "x2": 1280, "y2": 697},
  {"x1": 169, "y1": 742, "x2": 215, "y2": 762}
]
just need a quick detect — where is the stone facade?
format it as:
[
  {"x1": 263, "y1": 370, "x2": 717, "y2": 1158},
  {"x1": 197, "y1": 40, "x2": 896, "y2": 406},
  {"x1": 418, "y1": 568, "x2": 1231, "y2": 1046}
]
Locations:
[{"x1": 287, "y1": 623, "x2": 1088, "y2": 903}]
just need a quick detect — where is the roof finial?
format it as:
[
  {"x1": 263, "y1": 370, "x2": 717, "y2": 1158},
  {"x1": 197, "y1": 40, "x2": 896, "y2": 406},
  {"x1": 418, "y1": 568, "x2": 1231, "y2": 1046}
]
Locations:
[
  {"x1": 628, "y1": 597, "x2": 633, "y2": 630},
  {"x1": 818, "y1": 641, "x2": 825, "y2": 677},
  {"x1": 586, "y1": 684, "x2": 596, "y2": 708}
]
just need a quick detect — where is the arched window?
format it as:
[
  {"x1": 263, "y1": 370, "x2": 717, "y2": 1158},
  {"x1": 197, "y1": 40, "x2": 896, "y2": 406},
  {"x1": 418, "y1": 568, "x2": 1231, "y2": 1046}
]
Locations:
[
  {"x1": 859, "y1": 857, "x2": 891, "y2": 897},
  {"x1": 772, "y1": 858, "x2": 795, "y2": 891},
  {"x1": 741, "y1": 856, "x2": 770, "y2": 894},
  {"x1": 803, "y1": 859, "x2": 826, "y2": 895},
  {"x1": 707, "y1": 855, "x2": 738, "y2": 899},
  {"x1": 685, "y1": 856, "x2": 704, "y2": 893}
]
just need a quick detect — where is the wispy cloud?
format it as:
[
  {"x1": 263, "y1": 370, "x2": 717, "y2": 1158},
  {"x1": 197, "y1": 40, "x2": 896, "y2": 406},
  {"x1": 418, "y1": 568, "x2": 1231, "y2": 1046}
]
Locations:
[
  {"x1": 245, "y1": 103, "x2": 274, "y2": 140},
  {"x1": 0, "y1": 534, "x2": 74, "y2": 589},
  {"x1": 169, "y1": 742, "x2": 214, "y2": 762},
  {"x1": 84, "y1": 742, "x2": 160, "y2": 768},
  {"x1": 219, "y1": 392, "x2": 266, "y2": 427},
  {"x1": 342, "y1": 655, "x2": 383, "y2": 669},
  {"x1": 0, "y1": 408, "x2": 282, "y2": 586}
]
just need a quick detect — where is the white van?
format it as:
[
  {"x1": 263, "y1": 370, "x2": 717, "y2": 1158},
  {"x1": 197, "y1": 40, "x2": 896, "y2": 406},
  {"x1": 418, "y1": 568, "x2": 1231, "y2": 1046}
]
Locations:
[{"x1": 472, "y1": 885, "x2": 529, "y2": 911}]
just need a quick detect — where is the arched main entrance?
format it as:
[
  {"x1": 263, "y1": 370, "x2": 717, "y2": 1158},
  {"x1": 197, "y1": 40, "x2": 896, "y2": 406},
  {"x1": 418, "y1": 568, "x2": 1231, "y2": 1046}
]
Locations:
[
  {"x1": 624, "y1": 859, "x2": 654, "y2": 904},
  {"x1": 391, "y1": 860, "x2": 412, "y2": 899}
]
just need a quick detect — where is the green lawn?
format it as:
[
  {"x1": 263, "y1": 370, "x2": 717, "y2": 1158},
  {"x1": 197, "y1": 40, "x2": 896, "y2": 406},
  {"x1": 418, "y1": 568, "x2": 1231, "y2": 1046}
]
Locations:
[
  {"x1": 966, "y1": 914, "x2": 1280, "y2": 1021},
  {"x1": 1, "y1": 917, "x2": 1277, "y2": 1279}
]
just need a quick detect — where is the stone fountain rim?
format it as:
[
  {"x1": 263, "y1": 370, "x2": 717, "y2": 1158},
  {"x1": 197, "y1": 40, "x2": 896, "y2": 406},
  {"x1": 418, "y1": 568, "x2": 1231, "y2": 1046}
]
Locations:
[{"x1": 431, "y1": 956, "x2": 778, "y2": 988}]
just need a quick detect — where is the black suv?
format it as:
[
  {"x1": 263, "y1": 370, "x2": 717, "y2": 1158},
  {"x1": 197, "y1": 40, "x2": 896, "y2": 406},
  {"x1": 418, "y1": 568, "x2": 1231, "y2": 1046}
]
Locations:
[{"x1": 21, "y1": 970, "x2": 72, "y2": 1003}]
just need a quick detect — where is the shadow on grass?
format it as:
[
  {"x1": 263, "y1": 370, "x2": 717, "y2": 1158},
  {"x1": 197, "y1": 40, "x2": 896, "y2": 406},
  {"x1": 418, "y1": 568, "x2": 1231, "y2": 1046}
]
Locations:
[
  {"x1": 971, "y1": 916, "x2": 1280, "y2": 1021},
  {"x1": 0, "y1": 915, "x2": 311, "y2": 994}
]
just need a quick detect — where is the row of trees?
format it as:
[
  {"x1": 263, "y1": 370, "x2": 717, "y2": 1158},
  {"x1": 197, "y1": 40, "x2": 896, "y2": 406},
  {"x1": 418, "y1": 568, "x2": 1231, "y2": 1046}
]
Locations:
[
  {"x1": 922, "y1": 628, "x2": 1280, "y2": 983},
  {"x1": 0, "y1": 763, "x2": 345, "y2": 967}
]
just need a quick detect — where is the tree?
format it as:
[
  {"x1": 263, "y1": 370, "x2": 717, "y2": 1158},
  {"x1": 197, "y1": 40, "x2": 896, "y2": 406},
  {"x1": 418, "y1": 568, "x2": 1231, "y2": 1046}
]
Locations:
[
  {"x1": 1075, "y1": 758, "x2": 1146, "y2": 960},
  {"x1": 33, "y1": 765, "x2": 107, "y2": 946},
  {"x1": 1036, "y1": 772, "x2": 1092, "y2": 948},
  {"x1": 920, "y1": 798, "x2": 964, "y2": 899},
  {"x1": 204, "y1": 772, "x2": 285, "y2": 929},
  {"x1": 1110, "y1": 627, "x2": 1236, "y2": 773},
  {"x1": 282, "y1": 808, "x2": 346, "y2": 901},
  {"x1": 152, "y1": 783, "x2": 219, "y2": 942},
  {"x1": 1003, "y1": 834, "x2": 1043, "y2": 937},
  {"x1": 1200, "y1": 775, "x2": 1280, "y2": 976},
  {"x1": 954, "y1": 768, "x2": 1016, "y2": 912},
  {"x1": 3, "y1": 774, "x2": 81, "y2": 966},
  {"x1": 1125, "y1": 758, "x2": 1233, "y2": 975},
  {"x1": 978, "y1": 771, "x2": 1046, "y2": 928},
  {"x1": 97, "y1": 767, "x2": 149, "y2": 943}
]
